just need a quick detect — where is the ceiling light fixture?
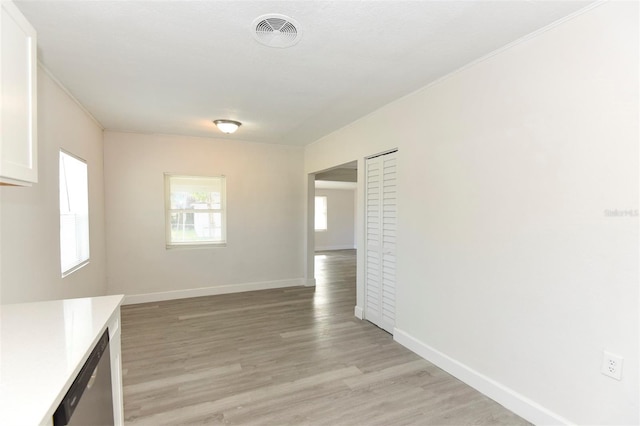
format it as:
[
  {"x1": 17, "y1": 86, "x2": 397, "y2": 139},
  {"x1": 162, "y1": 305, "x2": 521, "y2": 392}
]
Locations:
[{"x1": 213, "y1": 119, "x2": 242, "y2": 134}]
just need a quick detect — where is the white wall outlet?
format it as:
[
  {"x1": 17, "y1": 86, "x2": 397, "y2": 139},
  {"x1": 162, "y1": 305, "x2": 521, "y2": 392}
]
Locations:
[{"x1": 601, "y1": 351, "x2": 623, "y2": 380}]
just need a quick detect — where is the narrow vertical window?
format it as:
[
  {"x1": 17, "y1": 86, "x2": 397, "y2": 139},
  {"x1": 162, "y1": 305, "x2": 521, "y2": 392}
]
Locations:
[
  {"x1": 59, "y1": 151, "x2": 90, "y2": 276},
  {"x1": 165, "y1": 174, "x2": 226, "y2": 247},
  {"x1": 315, "y1": 196, "x2": 327, "y2": 231}
]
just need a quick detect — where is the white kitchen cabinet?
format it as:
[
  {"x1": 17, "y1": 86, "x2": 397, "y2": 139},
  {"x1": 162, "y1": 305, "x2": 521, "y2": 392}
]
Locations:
[
  {"x1": 0, "y1": 1, "x2": 37, "y2": 186},
  {"x1": 108, "y1": 308, "x2": 125, "y2": 426}
]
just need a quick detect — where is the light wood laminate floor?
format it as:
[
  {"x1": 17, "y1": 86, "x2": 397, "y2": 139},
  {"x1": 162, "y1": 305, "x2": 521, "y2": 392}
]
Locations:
[{"x1": 121, "y1": 250, "x2": 529, "y2": 425}]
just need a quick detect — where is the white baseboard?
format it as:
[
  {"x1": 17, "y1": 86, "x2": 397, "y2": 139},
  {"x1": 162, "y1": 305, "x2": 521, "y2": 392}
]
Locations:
[
  {"x1": 354, "y1": 305, "x2": 364, "y2": 319},
  {"x1": 123, "y1": 278, "x2": 305, "y2": 305},
  {"x1": 393, "y1": 328, "x2": 571, "y2": 426},
  {"x1": 315, "y1": 244, "x2": 356, "y2": 251},
  {"x1": 304, "y1": 278, "x2": 316, "y2": 287}
]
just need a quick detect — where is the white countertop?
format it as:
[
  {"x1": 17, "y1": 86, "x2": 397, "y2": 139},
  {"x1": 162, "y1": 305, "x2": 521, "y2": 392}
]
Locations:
[{"x1": 0, "y1": 294, "x2": 124, "y2": 425}]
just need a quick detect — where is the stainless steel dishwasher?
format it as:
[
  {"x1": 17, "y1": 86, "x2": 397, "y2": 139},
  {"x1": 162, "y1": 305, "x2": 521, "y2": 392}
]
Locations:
[{"x1": 53, "y1": 329, "x2": 114, "y2": 425}]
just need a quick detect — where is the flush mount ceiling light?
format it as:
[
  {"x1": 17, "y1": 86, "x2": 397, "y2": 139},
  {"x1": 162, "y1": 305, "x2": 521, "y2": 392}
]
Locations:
[
  {"x1": 252, "y1": 14, "x2": 302, "y2": 48},
  {"x1": 213, "y1": 119, "x2": 242, "y2": 134}
]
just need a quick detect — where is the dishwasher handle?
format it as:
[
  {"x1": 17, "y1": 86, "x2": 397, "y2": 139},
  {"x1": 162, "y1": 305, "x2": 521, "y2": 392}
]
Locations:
[{"x1": 86, "y1": 366, "x2": 98, "y2": 390}]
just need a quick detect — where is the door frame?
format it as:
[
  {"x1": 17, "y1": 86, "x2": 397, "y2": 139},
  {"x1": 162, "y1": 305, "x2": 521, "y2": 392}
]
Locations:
[{"x1": 304, "y1": 161, "x2": 359, "y2": 290}]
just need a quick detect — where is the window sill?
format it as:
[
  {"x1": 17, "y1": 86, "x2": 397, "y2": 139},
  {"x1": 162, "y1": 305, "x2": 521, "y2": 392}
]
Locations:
[{"x1": 62, "y1": 260, "x2": 90, "y2": 278}]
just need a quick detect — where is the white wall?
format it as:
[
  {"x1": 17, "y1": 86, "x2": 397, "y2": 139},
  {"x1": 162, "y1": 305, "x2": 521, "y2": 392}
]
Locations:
[
  {"x1": 315, "y1": 188, "x2": 356, "y2": 251},
  {"x1": 304, "y1": 2, "x2": 638, "y2": 425},
  {"x1": 0, "y1": 68, "x2": 107, "y2": 304},
  {"x1": 104, "y1": 132, "x2": 306, "y2": 302}
]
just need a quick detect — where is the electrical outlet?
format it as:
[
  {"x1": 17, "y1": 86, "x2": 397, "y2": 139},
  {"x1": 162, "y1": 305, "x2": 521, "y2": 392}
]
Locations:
[{"x1": 601, "y1": 351, "x2": 623, "y2": 380}]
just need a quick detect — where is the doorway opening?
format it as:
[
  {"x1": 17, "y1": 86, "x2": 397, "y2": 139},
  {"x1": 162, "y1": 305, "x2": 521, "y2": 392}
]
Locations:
[
  {"x1": 309, "y1": 160, "x2": 358, "y2": 296},
  {"x1": 314, "y1": 161, "x2": 357, "y2": 253}
]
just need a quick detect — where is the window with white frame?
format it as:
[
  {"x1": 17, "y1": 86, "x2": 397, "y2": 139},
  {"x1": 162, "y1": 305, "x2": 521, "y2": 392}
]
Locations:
[
  {"x1": 165, "y1": 174, "x2": 226, "y2": 247},
  {"x1": 315, "y1": 195, "x2": 327, "y2": 231},
  {"x1": 59, "y1": 151, "x2": 90, "y2": 276}
]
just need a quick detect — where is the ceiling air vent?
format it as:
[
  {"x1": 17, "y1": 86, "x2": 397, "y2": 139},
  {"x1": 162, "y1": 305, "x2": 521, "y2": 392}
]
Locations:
[{"x1": 252, "y1": 14, "x2": 302, "y2": 48}]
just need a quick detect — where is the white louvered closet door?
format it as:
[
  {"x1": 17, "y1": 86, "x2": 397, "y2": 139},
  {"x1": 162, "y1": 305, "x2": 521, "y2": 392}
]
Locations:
[{"x1": 365, "y1": 151, "x2": 397, "y2": 334}]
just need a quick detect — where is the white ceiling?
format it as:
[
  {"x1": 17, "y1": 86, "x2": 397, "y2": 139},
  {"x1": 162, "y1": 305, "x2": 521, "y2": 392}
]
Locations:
[{"x1": 15, "y1": 0, "x2": 594, "y2": 146}]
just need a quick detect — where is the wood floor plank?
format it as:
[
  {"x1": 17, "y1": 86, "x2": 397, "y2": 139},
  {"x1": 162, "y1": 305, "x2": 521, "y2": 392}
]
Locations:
[{"x1": 121, "y1": 249, "x2": 530, "y2": 425}]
